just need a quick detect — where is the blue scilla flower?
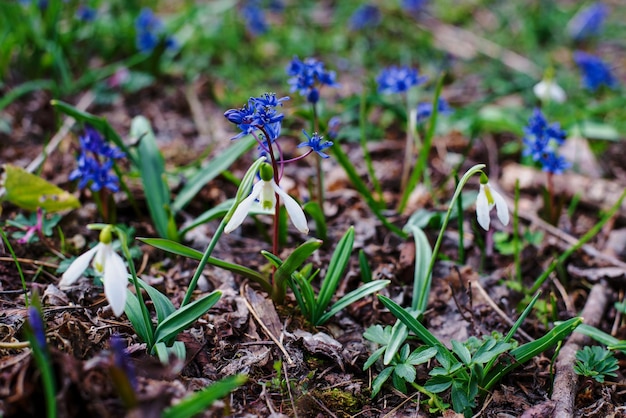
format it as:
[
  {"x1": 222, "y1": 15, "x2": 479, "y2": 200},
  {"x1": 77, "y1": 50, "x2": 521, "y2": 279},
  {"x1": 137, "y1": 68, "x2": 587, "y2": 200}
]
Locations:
[
  {"x1": 76, "y1": 5, "x2": 97, "y2": 22},
  {"x1": 286, "y1": 56, "x2": 339, "y2": 103},
  {"x1": 28, "y1": 306, "x2": 47, "y2": 351},
  {"x1": 573, "y1": 51, "x2": 617, "y2": 92},
  {"x1": 416, "y1": 98, "x2": 452, "y2": 123},
  {"x1": 110, "y1": 335, "x2": 138, "y2": 390},
  {"x1": 241, "y1": 0, "x2": 269, "y2": 36},
  {"x1": 349, "y1": 4, "x2": 381, "y2": 31},
  {"x1": 523, "y1": 109, "x2": 569, "y2": 174},
  {"x1": 135, "y1": 8, "x2": 177, "y2": 53},
  {"x1": 70, "y1": 127, "x2": 124, "y2": 193},
  {"x1": 402, "y1": 0, "x2": 427, "y2": 15},
  {"x1": 224, "y1": 93, "x2": 289, "y2": 144},
  {"x1": 298, "y1": 130, "x2": 333, "y2": 159},
  {"x1": 567, "y1": 3, "x2": 608, "y2": 41},
  {"x1": 377, "y1": 66, "x2": 427, "y2": 95}
]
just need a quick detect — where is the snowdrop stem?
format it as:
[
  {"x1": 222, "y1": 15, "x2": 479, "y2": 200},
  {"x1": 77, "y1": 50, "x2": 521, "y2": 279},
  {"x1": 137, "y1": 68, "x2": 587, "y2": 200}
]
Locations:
[
  {"x1": 426, "y1": 164, "x2": 485, "y2": 287},
  {"x1": 117, "y1": 227, "x2": 154, "y2": 346},
  {"x1": 183, "y1": 157, "x2": 267, "y2": 306}
]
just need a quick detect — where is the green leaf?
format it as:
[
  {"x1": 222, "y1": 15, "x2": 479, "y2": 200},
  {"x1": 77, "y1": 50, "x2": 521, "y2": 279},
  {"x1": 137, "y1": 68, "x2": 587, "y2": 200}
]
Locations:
[
  {"x1": 407, "y1": 346, "x2": 438, "y2": 366},
  {"x1": 273, "y1": 239, "x2": 323, "y2": 294},
  {"x1": 315, "y1": 226, "x2": 355, "y2": 320},
  {"x1": 378, "y1": 295, "x2": 458, "y2": 367},
  {"x1": 178, "y1": 200, "x2": 234, "y2": 236},
  {"x1": 131, "y1": 116, "x2": 177, "y2": 241},
  {"x1": 575, "y1": 324, "x2": 623, "y2": 352},
  {"x1": 371, "y1": 367, "x2": 394, "y2": 398},
  {"x1": 358, "y1": 249, "x2": 372, "y2": 283},
  {"x1": 154, "y1": 291, "x2": 222, "y2": 345},
  {"x1": 394, "y1": 363, "x2": 416, "y2": 383},
  {"x1": 172, "y1": 136, "x2": 256, "y2": 213},
  {"x1": 451, "y1": 340, "x2": 472, "y2": 365},
  {"x1": 483, "y1": 317, "x2": 582, "y2": 391},
  {"x1": 303, "y1": 201, "x2": 327, "y2": 241},
  {"x1": 153, "y1": 341, "x2": 186, "y2": 364},
  {"x1": 363, "y1": 346, "x2": 387, "y2": 370},
  {"x1": 384, "y1": 321, "x2": 409, "y2": 366},
  {"x1": 136, "y1": 278, "x2": 176, "y2": 324},
  {"x1": 2, "y1": 164, "x2": 80, "y2": 212},
  {"x1": 424, "y1": 375, "x2": 453, "y2": 393},
  {"x1": 139, "y1": 238, "x2": 272, "y2": 294},
  {"x1": 363, "y1": 325, "x2": 391, "y2": 346},
  {"x1": 316, "y1": 279, "x2": 389, "y2": 326},
  {"x1": 331, "y1": 144, "x2": 407, "y2": 238},
  {"x1": 402, "y1": 223, "x2": 433, "y2": 312},
  {"x1": 124, "y1": 289, "x2": 154, "y2": 347},
  {"x1": 162, "y1": 375, "x2": 247, "y2": 418}
]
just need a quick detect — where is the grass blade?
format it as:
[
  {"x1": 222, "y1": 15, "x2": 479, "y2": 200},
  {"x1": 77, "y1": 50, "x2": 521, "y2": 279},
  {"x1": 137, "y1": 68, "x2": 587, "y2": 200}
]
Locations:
[{"x1": 317, "y1": 279, "x2": 389, "y2": 325}]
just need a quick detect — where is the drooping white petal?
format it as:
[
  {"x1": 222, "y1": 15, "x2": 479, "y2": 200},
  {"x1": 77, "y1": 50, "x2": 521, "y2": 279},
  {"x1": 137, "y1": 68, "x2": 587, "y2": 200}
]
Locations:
[
  {"x1": 476, "y1": 185, "x2": 491, "y2": 231},
  {"x1": 59, "y1": 244, "x2": 101, "y2": 287},
  {"x1": 492, "y1": 189, "x2": 510, "y2": 226},
  {"x1": 103, "y1": 251, "x2": 129, "y2": 317},
  {"x1": 224, "y1": 180, "x2": 265, "y2": 233},
  {"x1": 271, "y1": 180, "x2": 309, "y2": 234}
]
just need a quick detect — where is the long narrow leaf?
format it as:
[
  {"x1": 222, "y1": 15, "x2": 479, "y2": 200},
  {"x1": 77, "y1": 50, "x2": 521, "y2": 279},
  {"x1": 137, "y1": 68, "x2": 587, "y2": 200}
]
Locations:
[
  {"x1": 154, "y1": 291, "x2": 222, "y2": 345},
  {"x1": 172, "y1": 136, "x2": 256, "y2": 213},
  {"x1": 273, "y1": 239, "x2": 323, "y2": 288},
  {"x1": 162, "y1": 375, "x2": 247, "y2": 418},
  {"x1": 137, "y1": 278, "x2": 176, "y2": 324},
  {"x1": 316, "y1": 226, "x2": 355, "y2": 319},
  {"x1": 317, "y1": 279, "x2": 390, "y2": 326},
  {"x1": 131, "y1": 116, "x2": 177, "y2": 240},
  {"x1": 403, "y1": 224, "x2": 433, "y2": 312},
  {"x1": 303, "y1": 201, "x2": 327, "y2": 241},
  {"x1": 378, "y1": 295, "x2": 457, "y2": 364},
  {"x1": 483, "y1": 317, "x2": 582, "y2": 391},
  {"x1": 139, "y1": 237, "x2": 272, "y2": 294},
  {"x1": 124, "y1": 290, "x2": 154, "y2": 347},
  {"x1": 331, "y1": 143, "x2": 407, "y2": 238}
]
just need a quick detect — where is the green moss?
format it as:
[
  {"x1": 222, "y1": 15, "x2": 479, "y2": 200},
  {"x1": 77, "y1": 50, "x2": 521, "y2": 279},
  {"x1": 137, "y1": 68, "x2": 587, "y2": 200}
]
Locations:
[{"x1": 296, "y1": 388, "x2": 366, "y2": 417}]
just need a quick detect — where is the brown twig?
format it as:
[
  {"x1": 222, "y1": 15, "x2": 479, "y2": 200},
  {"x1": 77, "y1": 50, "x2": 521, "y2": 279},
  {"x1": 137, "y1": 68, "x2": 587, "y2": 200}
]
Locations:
[
  {"x1": 240, "y1": 282, "x2": 293, "y2": 365},
  {"x1": 550, "y1": 282, "x2": 609, "y2": 418}
]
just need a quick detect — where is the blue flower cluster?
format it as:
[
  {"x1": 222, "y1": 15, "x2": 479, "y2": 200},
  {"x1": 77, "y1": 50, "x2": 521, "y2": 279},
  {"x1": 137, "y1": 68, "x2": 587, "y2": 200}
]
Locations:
[
  {"x1": 298, "y1": 130, "x2": 333, "y2": 159},
  {"x1": 76, "y1": 5, "x2": 97, "y2": 22},
  {"x1": 522, "y1": 109, "x2": 569, "y2": 175},
  {"x1": 224, "y1": 93, "x2": 289, "y2": 145},
  {"x1": 110, "y1": 334, "x2": 137, "y2": 390},
  {"x1": 286, "y1": 56, "x2": 339, "y2": 103},
  {"x1": 402, "y1": 0, "x2": 427, "y2": 16},
  {"x1": 567, "y1": 3, "x2": 608, "y2": 41},
  {"x1": 69, "y1": 127, "x2": 125, "y2": 192},
  {"x1": 135, "y1": 8, "x2": 177, "y2": 53},
  {"x1": 377, "y1": 66, "x2": 427, "y2": 94},
  {"x1": 573, "y1": 51, "x2": 617, "y2": 92},
  {"x1": 28, "y1": 306, "x2": 47, "y2": 350},
  {"x1": 416, "y1": 98, "x2": 452, "y2": 123},
  {"x1": 349, "y1": 4, "x2": 381, "y2": 30}
]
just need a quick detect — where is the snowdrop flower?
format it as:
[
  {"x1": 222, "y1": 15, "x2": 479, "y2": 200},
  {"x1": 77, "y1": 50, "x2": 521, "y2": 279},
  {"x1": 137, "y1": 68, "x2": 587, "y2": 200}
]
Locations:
[
  {"x1": 225, "y1": 163, "x2": 308, "y2": 234},
  {"x1": 59, "y1": 226, "x2": 128, "y2": 316},
  {"x1": 533, "y1": 78, "x2": 566, "y2": 104},
  {"x1": 476, "y1": 173, "x2": 509, "y2": 231}
]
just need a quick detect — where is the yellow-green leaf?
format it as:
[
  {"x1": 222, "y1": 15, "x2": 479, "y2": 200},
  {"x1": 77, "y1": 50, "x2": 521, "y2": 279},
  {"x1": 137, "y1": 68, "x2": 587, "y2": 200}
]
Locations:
[{"x1": 2, "y1": 164, "x2": 80, "y2": 212}]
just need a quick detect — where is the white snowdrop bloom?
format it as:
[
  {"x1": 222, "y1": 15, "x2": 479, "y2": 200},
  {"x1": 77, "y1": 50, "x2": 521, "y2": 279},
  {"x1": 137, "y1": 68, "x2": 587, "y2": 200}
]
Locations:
[
  {"x1": 533, "y1": 79, "x2": 566, "y2": 104},
  {"x1": 225, "y1": 163, "x2": 308, "y2": 234},
  {"x1": 59, "y1": 226, "x2": 128, "y2": 316},
  {"x1": 476, "y1": 176, "x2": 509, "y2": 231}
]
